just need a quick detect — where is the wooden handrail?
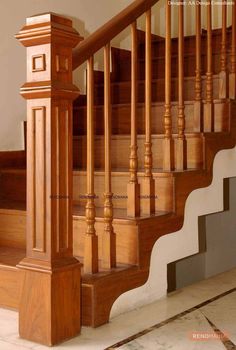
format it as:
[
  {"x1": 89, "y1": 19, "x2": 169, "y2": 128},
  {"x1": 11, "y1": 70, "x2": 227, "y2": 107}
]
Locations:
[{"x1": 72, "y1": 0, "x2": 159, "y2": 70}]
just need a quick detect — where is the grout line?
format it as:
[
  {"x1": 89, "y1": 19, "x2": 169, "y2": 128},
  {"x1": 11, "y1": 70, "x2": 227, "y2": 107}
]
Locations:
[
  {"x1": 105, "y1": 287, "x2": 236, "y2": 349},
  {"x1": 204, "y1": 315, "x2": 236, "y2": 350}
]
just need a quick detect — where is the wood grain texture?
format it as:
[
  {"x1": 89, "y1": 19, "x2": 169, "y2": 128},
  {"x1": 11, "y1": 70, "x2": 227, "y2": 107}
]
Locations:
[
  {"x1": 194, "y1": 4, "x2": 203, "y2": 132},
  {"x1": 163, "y1": 0, "x2": 174, "y2": 171},
  {"x1": 143, "y1": 9, "x2": 155, "y2": 215},
  {"x1": 102, "y1": 43, "x2": 116, "y2": 269},
  {"x1": 128, "y1": 22, "x2": 140, "y2": 217},
  {"x1": 16, "y1": 13, "x2": 82, "y2": 346},
  {"x1": 1, "y1": 3, "x2": 235, "y2": 337},
  {"x1": 205, "y1": 2, "x2": 214, "y2": 132},
  {"x1": 72, "y1": 0, "x2": 160, "y2": 69},
  {"x1": 84, "y1": 56, "x2": 99, "y2": 274}
]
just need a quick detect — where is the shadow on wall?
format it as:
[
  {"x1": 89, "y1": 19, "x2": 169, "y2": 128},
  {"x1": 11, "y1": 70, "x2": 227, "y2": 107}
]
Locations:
[{"x1": 168, "y1": 177, "x2": 236, "y2": 292}]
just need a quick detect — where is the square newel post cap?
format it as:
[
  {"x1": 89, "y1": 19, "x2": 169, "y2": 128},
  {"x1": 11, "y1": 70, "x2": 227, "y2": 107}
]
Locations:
[
  {"x1": 15, "y1": 12, "x2": 83, "y2": 48},
  {"x1": 16, "y1": 13, "x2": 83, "y2": 100}
]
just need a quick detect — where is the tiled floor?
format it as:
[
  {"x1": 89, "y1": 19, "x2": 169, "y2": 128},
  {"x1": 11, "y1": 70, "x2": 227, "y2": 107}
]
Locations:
[{"x1": 1, "y1": 268, "x2": 236, "y2": 349}]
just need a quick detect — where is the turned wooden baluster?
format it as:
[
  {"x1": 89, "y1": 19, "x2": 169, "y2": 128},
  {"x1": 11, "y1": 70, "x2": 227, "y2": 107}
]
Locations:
[
  {"x1": 194, "y1": 4, "x2": 203, "y2": 132},
  {"x1": 127, "y1": 21, "x2": 140, "y2": 217},
  {"x1": 102, "y1": 43, "x2": 116, "y2": 268},
  {"x1": 163, "y1": 0, "x2": 174, "y2": 171},
  {"x1": 143, "y1": 9, "x2": 155, "y2": 215},
  {"x1": 84, "y1": 56, "x2": 99, "y2": 274},
  {"x1": 205, "y1": 2, "x2": 214, "y2": 132},
  {"x1": 230, "y1": 1, "x2": 236, "y2": 98},
  {"x1": 176, "y1": 3, "x2": 187, "y2": 170},
  {"x1": 219, "y1": 1, "x2": 228, "y2": 99}
]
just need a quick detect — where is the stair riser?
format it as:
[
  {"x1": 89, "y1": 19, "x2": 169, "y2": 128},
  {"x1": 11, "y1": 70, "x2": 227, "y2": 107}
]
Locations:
[
  {"x1": 73, "y1": 100, "x2": 229, "y2": 136},
  {"x1": 74, "y1": 135, "x2": 203, "y2": 171},
  {"x1": 73, "y1": 172, "x2": 175, "y2": 212},
  {"x1": 0, "y1": 210, "x2": 138, "y2": 265},
  {"x1": 93, "y1": 76, "x2": 220, "y2": 105},
  {"x1": 0, "y1": 173, "x2": 26, "y2": 202},
  {"x1": 115, "y1": 52, "x2": 226, "y2": 82},
  {"x1": 138, "y1": 32, "x2": 232, "y2": 59},
  {"x1": 73, "y1": 218, "x2": 138, "y2": 265}
]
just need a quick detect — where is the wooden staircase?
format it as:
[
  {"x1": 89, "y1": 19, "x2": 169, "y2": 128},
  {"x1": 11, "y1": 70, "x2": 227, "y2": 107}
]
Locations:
[{"x1": 0, "y1": 0, "x2": 236, "y2": 346}]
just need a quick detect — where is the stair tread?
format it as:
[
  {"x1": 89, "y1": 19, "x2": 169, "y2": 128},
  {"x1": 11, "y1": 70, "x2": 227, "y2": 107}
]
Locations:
[
  {"x1": 0, "y1": 246, "x2": 140, "y2": 285},
  {"x1": 0, "y1": 246, "x2": 25, "y2": 267}
]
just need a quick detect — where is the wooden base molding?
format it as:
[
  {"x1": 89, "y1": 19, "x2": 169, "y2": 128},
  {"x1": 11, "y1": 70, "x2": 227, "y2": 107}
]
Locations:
[{"x1": 18, "y1": 262, "x2": 81, "y2": 346}]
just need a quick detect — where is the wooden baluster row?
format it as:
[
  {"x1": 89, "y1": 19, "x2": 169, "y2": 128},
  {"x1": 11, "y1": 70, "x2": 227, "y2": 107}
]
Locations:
[
  {"x1": 103, "y1": 43, "x2": 116, "y2": 269},
  {"x1": 220, "y1": 2, "x2": 228, "y2": 99},
  {"x1": 177, "y1": 4, "x2": 187, "y2": 170},
  {"x1": 143, "y1": 9, "x2": 155, "y2": 215},
  {"x1": 127, "y1": 21, "x2": 140, "y2": 217},
  {"x1": 230, "y1": 1, "x2": 236, "y2": 99},
  {"x1": 163, "y1": 0, "x2": 174, "y2": 171},
  {"x1": 84, "y1": 47, "x2": 117, "y2": 273},
  {"x1": 205, "y1": 2, "x2": 214, "y2": 132},
  {"x1": 84, "y1": 56, "x2": 99, "y2": 274},
  {"x1": 194, "y1": 4, "x2": 202, "y2": 132}
]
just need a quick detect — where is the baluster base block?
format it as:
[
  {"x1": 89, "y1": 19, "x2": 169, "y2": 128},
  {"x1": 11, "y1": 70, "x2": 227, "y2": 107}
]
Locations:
[
  {"x1": 19, "y1": 263, "x2": 81, "y2": 346},
  {"x1": 229, "y1": 72, "x2": 236, "y2": 99},
  {"x1": 163, "y1": 138, "x2": 175, "y2": 171},
  {"x1": 176, "y1": 138, "x2": 187, "y2": 171},
  {"x1": 194, "y1": 101, "x2": 203, "y2": 132},
  {"x1": 84, "y1": 234, "x2": 99, "y2": 274},
  {"x1": 101, "y1": 231, "x2": 116, "y2": 269},
  {"x1": 219, "y1": 71, "x2": 228, "y2": 99},
  {"x1": 141, "y1": 177, "x2": 155, "y2": 215},
  {"x1": 204, "y1": 102, "x2": 214, "y2": 132},
  {"x1": 127, "y1": 182, "x2": 140, "y2": 217}
]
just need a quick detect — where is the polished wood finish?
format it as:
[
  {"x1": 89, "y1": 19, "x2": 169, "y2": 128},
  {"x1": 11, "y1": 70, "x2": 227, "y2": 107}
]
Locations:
[
  {"x1": 72, "y1": 0, "x2": 160, "y2": 69},
  {"x1": 127, "y1": 22, "x2": 140, "y2": 217},
  {"x1": 194, "y1": 4, "x2": 203, "y2": 132},
  {"x1": 219, "y1": 2, "x2": 228, "y2": 99},
  {"x1": 84, "y1": 56, "x2": 99, "y2": 274},
  {"x1": 230, "y1": 1, "x2": 236, "y2": 98},
  {"x1": 143, "y1": 9, "x2": 155, "y2": 215},
  {"x1": 102, "y1": 43, "x2": 116, "y2": 269},
  {"x1": 205, "y1": 2, "x2": 214, "y2": 132},
  {"x1": 176, "y1": 4, "x2": 187, "y2": 170},
  {"x1": 16, "y1": 13, "x2": 82, "y2": 346},
  {"x1": 163, "y1": 0, "x2": 174, "y2": 170},
  {"x1": 1, "y1": 1, "x2": 235, "y2": 341},
  {"x1": 0, "y1": 151, "x2": 26, "y2": 169}
]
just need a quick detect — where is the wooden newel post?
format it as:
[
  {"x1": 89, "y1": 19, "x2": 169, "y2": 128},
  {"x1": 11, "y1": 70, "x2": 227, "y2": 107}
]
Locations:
[{"x1": 16, "y1": 13, "x2": 83, "y2": 346}]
